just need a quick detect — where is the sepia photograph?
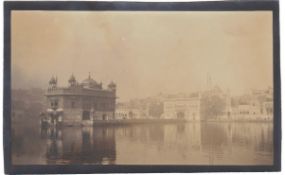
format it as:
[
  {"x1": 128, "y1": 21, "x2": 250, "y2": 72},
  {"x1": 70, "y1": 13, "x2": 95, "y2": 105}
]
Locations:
[{"x1": 4, "y1": 0, "x2": 281, "y2": 174}]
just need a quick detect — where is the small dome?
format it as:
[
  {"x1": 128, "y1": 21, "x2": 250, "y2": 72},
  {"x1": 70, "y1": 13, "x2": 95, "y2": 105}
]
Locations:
[
  {"x1": 108, "y1": 81, "x2": 116, "y2": 86},
  {"x1": 108, "y1": 81, "x2": 116, "y2": 90},
  {"x1": 68, "y1": 74, "x2": 76, "y2": 83},
  {"x1": 49, "y1": 76, "x2": 57, "y2": 84}
]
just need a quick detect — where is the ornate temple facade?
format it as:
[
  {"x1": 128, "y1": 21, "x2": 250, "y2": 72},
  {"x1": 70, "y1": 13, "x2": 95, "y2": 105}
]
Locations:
[{"x1": 45, "y1": 74, "x2": 116, "y2": 126}]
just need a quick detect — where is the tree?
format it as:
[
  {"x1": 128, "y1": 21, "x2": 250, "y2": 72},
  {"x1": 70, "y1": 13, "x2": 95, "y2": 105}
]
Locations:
[
  {"x1": 148, "y1": 102, "x2": 163, "y2": 118},
  {"x1": 200, "y1": 94, "x2": 226, "y2": 120}
]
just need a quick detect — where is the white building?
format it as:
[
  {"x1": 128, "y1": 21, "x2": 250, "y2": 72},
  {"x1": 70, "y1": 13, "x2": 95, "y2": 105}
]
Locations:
[
  {"x1": 115, "y1": 105, "x2": 142, "y2": 120},
  {"x1": 231, "y1": 87, "x2": 273, "y2": 121},
  {"x1": 162, "y1": 93, "x2": 200, "y2": 121}
]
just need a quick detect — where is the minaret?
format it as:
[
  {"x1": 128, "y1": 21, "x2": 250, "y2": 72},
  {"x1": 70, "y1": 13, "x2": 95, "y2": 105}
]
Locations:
[
  {"x1": 68, "y1": 74, "x2": 77, "y2": 87},
  {"x1": 108, "y1": 81, "x2": 117, "y2": 92},
  {"x1": 206, "y1": 73, "x2": 213, "y2": 90},
  {"x1": 48, "y1": 75, "x2": 57, "y2": 90},
  {"x1": 88, "y1": 72, "x2": 92, "y2": 80}
]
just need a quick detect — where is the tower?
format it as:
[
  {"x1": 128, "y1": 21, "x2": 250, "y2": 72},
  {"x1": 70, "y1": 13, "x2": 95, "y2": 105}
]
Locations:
[
  {"x1": 206, "y1": 73, "x2": 213, "y2": 90},
  {"x1": 68, "y1": 74, "x2": 77, "y2": 87},
  {"x1": 108, "y1": 81, "x2": 116, "y2": 92},
  {"x1": 49, "y1": 76, "x2": 57, "y2": 89}
]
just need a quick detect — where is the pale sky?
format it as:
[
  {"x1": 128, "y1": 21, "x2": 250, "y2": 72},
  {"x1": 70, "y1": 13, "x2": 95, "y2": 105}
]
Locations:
[{"x1": 11, "y1": 11, "x2": 273, "y2": 101}]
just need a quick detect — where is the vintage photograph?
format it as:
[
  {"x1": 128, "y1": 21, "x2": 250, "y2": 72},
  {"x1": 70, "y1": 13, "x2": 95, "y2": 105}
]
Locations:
[{"x1": 11, "y1": 10, "x2": 274, "y2": 166}]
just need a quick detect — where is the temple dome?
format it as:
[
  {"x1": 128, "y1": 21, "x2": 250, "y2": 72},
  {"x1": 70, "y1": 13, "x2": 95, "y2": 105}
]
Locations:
[
  {"x1": 82, "y1": 77, "x2": 97, "y2": 85},
  {"x1": 81, "y1": 73, "x2": 100, "y2": 89}
]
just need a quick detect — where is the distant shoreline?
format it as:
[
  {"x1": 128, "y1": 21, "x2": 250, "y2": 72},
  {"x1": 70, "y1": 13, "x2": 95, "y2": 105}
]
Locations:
[
  {"x1": 11, "y1": 118, "x2": 273, "y2": 128},
  {"x1": 62, "y1": 118, "x2": 273, "y2": 127}
]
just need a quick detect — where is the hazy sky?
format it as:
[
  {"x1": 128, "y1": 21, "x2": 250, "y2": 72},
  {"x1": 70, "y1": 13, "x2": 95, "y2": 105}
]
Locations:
[{"x1": 11, "y1": 11, "x2": 273, "y2": 101}]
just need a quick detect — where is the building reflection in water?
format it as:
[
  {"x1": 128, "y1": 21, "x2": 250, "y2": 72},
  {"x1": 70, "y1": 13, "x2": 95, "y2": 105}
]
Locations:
[
  {"x1": 41, "y1": 126, "x2": 116, "y2": 164},
  {"x1": 33, "y1": 122, "x2": 273, "y2": 165},
  {"x1": 200, "y1": 122, "x2": 273, "y2": 165},
  {"x1": 113, "y1": 123, "x2": 272, "y2": 165}
]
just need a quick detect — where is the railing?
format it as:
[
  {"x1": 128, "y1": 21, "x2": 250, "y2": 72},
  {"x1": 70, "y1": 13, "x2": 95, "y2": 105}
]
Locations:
[{"x1": 46, "y1": 87, "x2": 115, "y2": 98}]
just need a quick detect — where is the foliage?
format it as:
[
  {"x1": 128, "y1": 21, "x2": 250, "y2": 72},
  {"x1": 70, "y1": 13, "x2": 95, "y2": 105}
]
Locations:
[
  {"x1": 200, "y1": 93, "x2": 226, "y2": 120},
  {"x1": 12, "y1": 88, "x2": 46, "y2": 122},
  {"x1": 148, "y1": 102, "x2": 163, "y2": 118}
]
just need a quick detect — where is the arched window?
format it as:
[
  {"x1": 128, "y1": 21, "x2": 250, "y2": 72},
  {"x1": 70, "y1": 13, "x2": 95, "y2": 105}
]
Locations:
[
  {"x1": 71, "y1": 101, "x2": 75, "y2": 108},
  {"x1": 54, "y1": 101, "x2": 58, "y2": 107}
]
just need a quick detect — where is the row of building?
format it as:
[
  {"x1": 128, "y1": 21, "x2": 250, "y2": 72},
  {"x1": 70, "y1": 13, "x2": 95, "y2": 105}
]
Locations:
[
  {"x1": 43, "y1": 74, "x2": 273, "y2": 126},
  {"x1": 115, "y1": 87, "x2": 273, "y2": 122}
]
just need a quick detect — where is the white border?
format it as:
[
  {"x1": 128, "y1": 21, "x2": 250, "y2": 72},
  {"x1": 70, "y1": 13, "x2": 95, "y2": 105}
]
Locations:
[{"x1": 0, "y1": 0, "x2": 283, "y2": 174}]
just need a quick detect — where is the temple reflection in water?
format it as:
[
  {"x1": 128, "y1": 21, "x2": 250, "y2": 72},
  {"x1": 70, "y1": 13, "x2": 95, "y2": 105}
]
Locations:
[
  {"x1": 23, "y1": 122, "x2": 274, "y2": 165},
  {"x1": 41, "y1": 126, "x2": 116, "y2": 165}
]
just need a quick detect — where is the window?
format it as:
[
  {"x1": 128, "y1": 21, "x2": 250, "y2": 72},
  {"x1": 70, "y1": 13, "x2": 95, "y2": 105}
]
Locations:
[
  {"x1": 51, "y1": 100, "x2": 58, "y2": 108},
  {"x1": 82, "y1": 111, "x2": 90, "y2": 120},
  {"x1": 71, "y1": 101, "x2": 75, "y2": 108},
  {"x1": 54, "y1": 101, "x2": 58, "y2": 107},
  {"x1": 102, "y1": 114, "x2": 107, "y2": 120}
]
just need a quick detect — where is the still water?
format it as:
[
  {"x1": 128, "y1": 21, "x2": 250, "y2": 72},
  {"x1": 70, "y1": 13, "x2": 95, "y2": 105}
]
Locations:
[{"x1": 12, "y1": 122, "x2": 273, "y2": 165}]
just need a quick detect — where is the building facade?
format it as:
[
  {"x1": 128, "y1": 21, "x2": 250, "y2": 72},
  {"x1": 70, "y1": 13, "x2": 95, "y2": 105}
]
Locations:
[
  {"x1": 162, "y1": 93, "x2": 201, "y2": 121},
  {"x1": 231, "y1": 87, "x2": 273, "y2": 121},
  {"x1": 115, "y1": 106, "x2": 141, "y2": 120},
  {"x1": 45, "y1": 74, "x2": 116, "y2": 126}
]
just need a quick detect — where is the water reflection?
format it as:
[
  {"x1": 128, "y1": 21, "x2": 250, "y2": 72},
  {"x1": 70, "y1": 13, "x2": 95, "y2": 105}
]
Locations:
[
  {"x1": 40, "y1": 126, "x2": 116, "y2": 164},
  {"x1": 12, "y1": 122, "x2": 273, "y2": 165}
]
